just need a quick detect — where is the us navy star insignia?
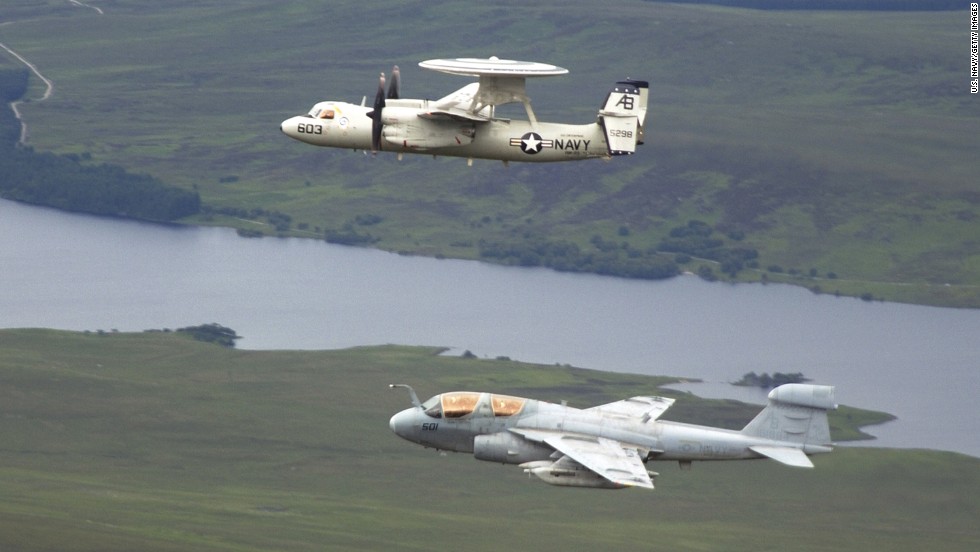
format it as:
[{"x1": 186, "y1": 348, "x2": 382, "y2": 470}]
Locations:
[
  {"x1": 522, "y1": 133, "x2": 543, "y2": 153},
  {"x1": 510, "y1": 132, "x2": 553, "y2": 154}
]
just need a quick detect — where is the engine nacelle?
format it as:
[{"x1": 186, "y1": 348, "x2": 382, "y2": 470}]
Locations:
[
  {"x1": 380, "y1": 109, "x2": 475, "y2": 150},
  {"x1": 520, "y1": 460, "x2": 624, "y2": 489},
  {"x1": 473, "y1": 431, "x2": 554, "y2": 465}
]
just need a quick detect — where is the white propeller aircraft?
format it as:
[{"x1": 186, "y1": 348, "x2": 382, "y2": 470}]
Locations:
[
  {"x1": 280, "y1": 57, "x2": 647, "y2": 164},
  {"x1": 389, "y1": 383, "x2": 837, "y2": 490}
]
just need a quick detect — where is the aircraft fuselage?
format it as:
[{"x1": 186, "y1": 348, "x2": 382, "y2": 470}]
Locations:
[
  {"x1": 280, "y1": 100, "x2": 609, "y2": 163},
  {"x1": 388, "y1": 384, "x2": 835, "y2": 489},
  {"x1": 389, "y1": 396, "x2": 832, "y2": 464}
]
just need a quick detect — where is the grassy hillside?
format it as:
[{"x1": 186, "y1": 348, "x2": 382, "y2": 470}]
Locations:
[
  {"x1": 0, "y1": 328, "x2": 974, "y2": 552},
  {"x1": 1, "y1": 1, "x2": 977, "y2": 306}
]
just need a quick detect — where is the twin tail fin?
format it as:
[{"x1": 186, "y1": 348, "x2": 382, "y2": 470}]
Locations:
[{"x1": 598, "y1": 80, "x2": 648, "y2": 156}]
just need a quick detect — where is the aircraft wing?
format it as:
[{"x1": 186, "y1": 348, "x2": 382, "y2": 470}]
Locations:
[
  {"x1": 419, "y1": 83, "x2": 492, "y2": 122},
  {"x1": 586, "y1": 396, "x2": 676, "y2": 422},
  {"x1": 513, "y1": 429, "x2": 654, "y2": 489}
]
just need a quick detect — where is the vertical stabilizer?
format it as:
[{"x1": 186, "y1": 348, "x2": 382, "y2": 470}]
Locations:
[
  {"x1": 598, "y1": 80, "x2": 648, "y2": 155},
  {"x1": 741, "y1": 384, "x2": 837, "y2": 448}
]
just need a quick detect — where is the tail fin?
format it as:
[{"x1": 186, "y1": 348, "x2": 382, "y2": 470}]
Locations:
[
  {"x1": 598, "y1": 79, "x2": 648, "y2": 156},
  {"x1": 741, "y1": 384, "x2": 837, "y2": 449}
]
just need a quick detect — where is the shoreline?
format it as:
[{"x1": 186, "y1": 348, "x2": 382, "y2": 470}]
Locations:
[{"x1": 3, "y1": 195, "x2": 978, "y2": 310}]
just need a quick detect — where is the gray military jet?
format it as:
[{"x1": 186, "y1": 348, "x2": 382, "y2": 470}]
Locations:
[
  {"x1": 280, "y1": 57, "x2": 647, "y2": 164},
  {"x1": 389, "y1": 383, "x2": 836, "y2": 490}
]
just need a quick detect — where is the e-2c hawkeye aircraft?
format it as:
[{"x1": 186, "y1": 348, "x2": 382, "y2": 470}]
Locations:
[
  {"x1": 389, "y1": 383, "x2": 837, "y2": 490},
  {"x1": 280, "y1": 57, "x2": 647, "y2": 164}
]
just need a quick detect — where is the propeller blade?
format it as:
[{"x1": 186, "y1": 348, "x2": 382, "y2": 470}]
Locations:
[
  {"x1": 371, "y1": 72, "x2": 386, "y2": 153},
  {"x1": 387, "y1": 65, "x2": 400, "y2": 100},
  {"x1": 374, "y1": 72, "x2": 387, "y2": 111}
]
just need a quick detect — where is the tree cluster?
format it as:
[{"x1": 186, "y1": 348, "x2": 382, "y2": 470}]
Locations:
[
  {"x1": 734, "y1": 371, "x2": 809, "y2": 388},
  {"x1": 320, "y1": 214, "x2": 383, "y2": 245},
  {"x1": 0, "y1": 69, "x2": 200, "y2": 222},
  {"x1": 176, "y1": 323, "x2": 241, "y2": 348},
  {"x1": 479, "y1": 237, "x2": 680, "y2": 280},
  {"x1": 324, "y1": 227, "x2": 378, "y2": 246},
  {"x1": 0, "y1": 148, "x2": 200, "y2": 221},
  {"x1": 657, "y1": 220, "x2": 758, "y2": 277}
]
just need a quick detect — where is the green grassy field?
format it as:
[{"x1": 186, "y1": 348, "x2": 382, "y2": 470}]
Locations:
[
  {"x1": 2, "y1": 5, "x2": 975, "y2": 549},
  {"x1": 0, "y1": 328, "x2": 975, "y2": 551},
  {"x1": 1, "y1": 1, "x2": 977, "y2": 306}
]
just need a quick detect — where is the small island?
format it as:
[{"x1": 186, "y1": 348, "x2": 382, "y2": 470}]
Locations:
[{"x1": 734, "y1": 371, "x2": 809, "y2": 389}]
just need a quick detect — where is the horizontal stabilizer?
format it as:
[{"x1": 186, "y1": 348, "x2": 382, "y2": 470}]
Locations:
[{"x1": 749, "y1": 445, "x2": 814, "y2": 468}]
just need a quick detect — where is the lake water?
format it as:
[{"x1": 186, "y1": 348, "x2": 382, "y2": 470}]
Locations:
[{"x1": 1, "y1": 199, "x2": 978, "y2": 457}]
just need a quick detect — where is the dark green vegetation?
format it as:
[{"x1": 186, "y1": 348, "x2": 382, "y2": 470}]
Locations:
[
  {"x1": 0, "y1": 328, "x2": 973, "y2": 551},
  {"x1": 0, "y1": 69, "x2": 200, "y2": 222},
  {"x1": 0, "y1": 69, "x2": 28, "y2": 143},
  {"x1": 174, "y1": 323, "x2": 241, "y2": 348},
  {"x1": 1, "y1": 1, "x2": 977, "y2": 306},
  {"x1": 644, "y1": 0, "x2": 960, "y2": 10},
  {"x1": 735, "y1": 370, "x2": 809, "y2": 388},
  {"x1": 0, "y1": 144, "x2": 201, "y2": 221}
]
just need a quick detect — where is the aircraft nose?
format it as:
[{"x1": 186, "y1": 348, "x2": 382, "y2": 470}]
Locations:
[
  {"x1": 389, "y1": 408, "x2": 418, "y2": 441},
  {"x1": 280, "y1": 116, "x2": 302, "y2": 140}
]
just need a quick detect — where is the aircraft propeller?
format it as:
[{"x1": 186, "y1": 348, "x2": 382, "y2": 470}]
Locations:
[
  {"x1": 387, "y1": 65, "x2": 400, "y2": 100},
  {"x1": 368, "y1": 65, "x2": 400, "y2": 153}
]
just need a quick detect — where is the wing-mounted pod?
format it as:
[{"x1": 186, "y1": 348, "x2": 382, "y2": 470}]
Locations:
[
  {"x1": 521, "y1": 458, "x2": 625, "y2": 489},
  {"x1": 598, "y1": 79, "x2": 648, "y2": 156},
  {"x1": 520, "y1": 457, "x2": 658, "y2": 489}
]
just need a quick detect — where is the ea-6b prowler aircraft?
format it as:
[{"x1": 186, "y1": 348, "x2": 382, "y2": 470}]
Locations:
[
  {"x1": 280, "y1": 57, "x2": 647, "y2": 164},
  {"x1": 389, "y1": 383, "x2": 837, "y2": 490}
]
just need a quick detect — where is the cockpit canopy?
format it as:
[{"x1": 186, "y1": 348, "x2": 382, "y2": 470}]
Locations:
[
  {"x1": 308, "y1": 102, "x2": 337, "y2": 119},
  {"x1": 422, "y1": 392, "x2": 526, "y2": 419}
]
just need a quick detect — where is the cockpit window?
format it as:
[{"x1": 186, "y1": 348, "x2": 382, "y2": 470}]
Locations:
[
  {"x1": 309, "y1": 106, "x2": 336, "y2": 119},
  {"x1": 422, "y1": 392, "x2": 517, "y2": 418},
  {"x1": 490, "y1": 394, "x2": 526, "y2": 416},
  {"x1": 422, "y1": 395, "x2": 443, "y2": 418},
  {"x1": 441, "y1": 392, "x2": 481, "y2": 418}
]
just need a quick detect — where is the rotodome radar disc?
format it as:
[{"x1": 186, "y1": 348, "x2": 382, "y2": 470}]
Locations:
[{"x1": 419, "y1": 56, "x2": 568, "y2": 77}]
